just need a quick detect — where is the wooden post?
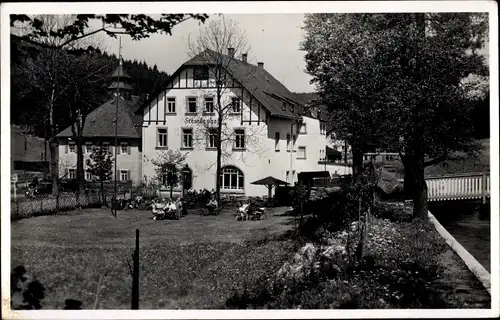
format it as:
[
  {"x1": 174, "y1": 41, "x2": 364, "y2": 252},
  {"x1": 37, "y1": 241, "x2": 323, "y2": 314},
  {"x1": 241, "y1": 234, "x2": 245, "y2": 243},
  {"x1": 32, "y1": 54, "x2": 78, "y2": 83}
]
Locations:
[
  {"x1": 131, "y1": 229, "x2": 139, "y2": 310},
  {"x1": 481, "y1": 171, "x2": 487, "y2": 204}
]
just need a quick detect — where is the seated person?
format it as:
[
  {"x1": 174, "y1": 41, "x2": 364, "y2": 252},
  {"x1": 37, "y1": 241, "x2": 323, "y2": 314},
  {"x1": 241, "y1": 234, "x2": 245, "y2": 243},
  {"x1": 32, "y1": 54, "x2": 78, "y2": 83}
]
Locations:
[
  {"x1": 152, "y1": 200, "x2": 165, "y2": 214},
  {"x1": 168, "y1": 199, "x2": 177, "y2": 212},
  {"x1": 206, "y1": 196, "x2": 218, "y2": 213},
  {"x1": 238, "y1": 202, "x2": 250, "y2": 214}
]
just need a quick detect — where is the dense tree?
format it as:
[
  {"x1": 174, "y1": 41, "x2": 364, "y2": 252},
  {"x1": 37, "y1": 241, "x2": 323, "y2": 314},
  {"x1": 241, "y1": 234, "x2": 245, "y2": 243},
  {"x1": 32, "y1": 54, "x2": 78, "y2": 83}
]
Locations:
[
  {"x1": 301, "y1": 14, "x2": 397, "y2": 177},
  {"x1": 302, "y1": 13, "x2": 488, "y2": 218}
]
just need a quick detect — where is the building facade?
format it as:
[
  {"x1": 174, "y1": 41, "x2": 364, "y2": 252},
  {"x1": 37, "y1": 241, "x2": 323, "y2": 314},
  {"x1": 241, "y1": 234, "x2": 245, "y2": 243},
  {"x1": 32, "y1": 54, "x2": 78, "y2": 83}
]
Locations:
[
  {"x1": 56, "y1": 60, "x2": 143, "y2": 186},
  {"x1": 138, "y1": 49, "x2": 351, "y2": 197}
]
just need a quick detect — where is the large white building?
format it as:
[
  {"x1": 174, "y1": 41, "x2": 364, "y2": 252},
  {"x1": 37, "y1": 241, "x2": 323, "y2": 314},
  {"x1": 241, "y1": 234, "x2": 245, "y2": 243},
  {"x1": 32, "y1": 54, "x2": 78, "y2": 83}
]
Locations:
[{"x1": 136, "y1": 49, "x2": 351, "y2": 197}]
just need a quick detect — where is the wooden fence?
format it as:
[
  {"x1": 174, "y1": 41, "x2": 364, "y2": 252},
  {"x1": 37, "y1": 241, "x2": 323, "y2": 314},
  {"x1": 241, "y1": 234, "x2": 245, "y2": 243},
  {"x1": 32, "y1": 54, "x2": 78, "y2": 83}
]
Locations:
[{"x1": 426, "y1": 172, "x2": 490, "y2": 202}]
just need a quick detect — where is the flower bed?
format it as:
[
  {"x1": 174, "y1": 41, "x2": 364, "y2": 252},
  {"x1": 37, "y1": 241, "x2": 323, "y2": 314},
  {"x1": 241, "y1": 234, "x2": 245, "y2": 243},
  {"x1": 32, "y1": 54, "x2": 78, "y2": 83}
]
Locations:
[{"x1": 225, "y1": 211, "x2": 490, "y2": 309}]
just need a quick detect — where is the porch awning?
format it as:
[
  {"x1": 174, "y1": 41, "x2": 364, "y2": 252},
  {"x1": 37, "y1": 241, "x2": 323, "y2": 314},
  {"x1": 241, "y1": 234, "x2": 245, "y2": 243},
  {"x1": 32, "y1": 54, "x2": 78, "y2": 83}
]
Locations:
[{"x1": 326, "y1": 146, "x2": 342, "y2": 159}]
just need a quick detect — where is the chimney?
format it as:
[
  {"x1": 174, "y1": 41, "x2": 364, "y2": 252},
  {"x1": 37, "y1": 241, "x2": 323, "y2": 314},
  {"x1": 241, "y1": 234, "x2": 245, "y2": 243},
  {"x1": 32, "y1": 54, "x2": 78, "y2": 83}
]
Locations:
[
  {"x1": 257, "y1": 62, "x2": 264, "y2": 68},
  {"x1": 242, "y1": 53, "x2": 248, "y2": 63},
  {"x1": 228, "y1": 47, "x2": 235, "y2": 57}
]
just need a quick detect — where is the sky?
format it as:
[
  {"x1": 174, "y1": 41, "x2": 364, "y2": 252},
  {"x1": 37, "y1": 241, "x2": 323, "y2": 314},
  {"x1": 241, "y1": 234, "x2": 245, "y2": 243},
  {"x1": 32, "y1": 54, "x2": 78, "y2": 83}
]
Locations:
[{"x1": 96, "y1": 14, "x2": 315, "y2": 93}]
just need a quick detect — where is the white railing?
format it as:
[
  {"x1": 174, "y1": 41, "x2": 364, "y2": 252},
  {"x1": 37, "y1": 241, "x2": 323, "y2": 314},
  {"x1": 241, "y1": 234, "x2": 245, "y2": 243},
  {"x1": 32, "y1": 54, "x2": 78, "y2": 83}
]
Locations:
[{"x1": 426, "y1": 172, "x2": 490, "y2": 202}]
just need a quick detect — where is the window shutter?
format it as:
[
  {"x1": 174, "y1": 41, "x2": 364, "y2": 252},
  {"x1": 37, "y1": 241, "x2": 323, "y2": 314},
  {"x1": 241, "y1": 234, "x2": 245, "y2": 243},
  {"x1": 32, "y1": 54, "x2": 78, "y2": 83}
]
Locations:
[
  {"x1": 127, "y1": 146, "x2": 131, "y2": 155},
  {"x1": 65, "y1": 144, "x2": 68, "y2": 154}
]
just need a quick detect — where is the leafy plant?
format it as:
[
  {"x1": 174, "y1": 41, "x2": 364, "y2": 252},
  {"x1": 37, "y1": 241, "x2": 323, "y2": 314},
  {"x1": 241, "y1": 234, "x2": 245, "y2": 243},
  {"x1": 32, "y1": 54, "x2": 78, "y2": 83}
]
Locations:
[
  {"x1": 86, "y1": 145, "x2": 114, "y2": 205},
  {"x1": 150, "y1": 149, "x2": 187, "y2": 198}
]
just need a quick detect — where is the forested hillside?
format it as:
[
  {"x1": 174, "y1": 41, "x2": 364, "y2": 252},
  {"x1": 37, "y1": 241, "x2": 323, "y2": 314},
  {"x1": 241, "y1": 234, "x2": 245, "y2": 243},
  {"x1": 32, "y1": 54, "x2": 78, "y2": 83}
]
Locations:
[{"x1": 11, "y1": 44, "x2": 169, "y2": 139}]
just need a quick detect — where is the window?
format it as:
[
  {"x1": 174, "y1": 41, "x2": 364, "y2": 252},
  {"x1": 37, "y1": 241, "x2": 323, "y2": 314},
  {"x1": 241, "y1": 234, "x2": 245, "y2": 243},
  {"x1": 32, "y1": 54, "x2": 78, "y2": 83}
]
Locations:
[
  {"x1": 194, "y1": 65, "x2": 209, "y2": 80},
  {"x1": 120, "y1": 170, "x2": 129, "y2": 181},
  {"x1": 292, "y1": 135, "x2": 297, "y2": 151},
  {"x1": 320, "y1": 149, "x2": 325, "y2": 161},
  {"x1": 297, "y1": 146, "x2": 306, "y2": 159},
  {"x1": 286, "y1": 134, "x2": 291, "y2": 152},
  {"x1": 286, "y1": 171, "x2": 290, "y2": 183},
  {"x1": 320, "y1": 123, "x2": 326, "y2": 135},
  {"x1": 85, "y1": 143, "x2": 92, "y2": 153},
  {"x1": 187, "y1": 97, "x2": 197, "y2": 113},
  {"x1": 69, "y1": 142, "x2": 76, "y2": 153},
  {"x1": 120, "y1": 142, "x2": 128, "y2": 154},
  {"x1": 157, "y1": 128, "x2": 168, "y2": 147},
  {"x1": 208, "y1": 129, "x2": 217, "y2": 149},
  {"x1": 234, "y1": 129, "x2": 245, "y2": 149},
  {"x1": 231, "y1": 97, "x2": 241, "y2": 113},
  {"x1": 299, "y1": 123, "x2": 307, "y2": 134},
  {"x1": 166, "y1": 97, "x2": 176, "y2": 113},
  {"x1": 205, "y1": 96, "x2": 214, "y2": 113},
  {"x1": 102, "y1": 142, "x2": 110, "y2": 153},
  {"x1": 220, "y1": 166, "x2": 244, "y2": 190},
  {"x1": 282, "y1": 102, "x2": 286, "y2": 111},
  {"x1": 275, "y1": 132, "x2": 280, "y2": 151},
  {"x1": 85, "y1": 170, "x2": 92, "y2": 181},
  {"x1": 68, "y1": 168, "x2": 76, "y2": 179},
  {"x1": 182, "y1": 128, "x2": 193, "y2": 149},
  {"x1": 330, "y1": 133, "x2": 336, "y2": 140}
]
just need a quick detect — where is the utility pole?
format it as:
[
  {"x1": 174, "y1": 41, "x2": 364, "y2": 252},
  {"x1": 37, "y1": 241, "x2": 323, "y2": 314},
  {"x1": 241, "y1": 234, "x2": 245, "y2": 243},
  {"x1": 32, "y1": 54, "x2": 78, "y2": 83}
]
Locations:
[{"x1": 113, "y1": 37, "x2": 122, "y2": 219}]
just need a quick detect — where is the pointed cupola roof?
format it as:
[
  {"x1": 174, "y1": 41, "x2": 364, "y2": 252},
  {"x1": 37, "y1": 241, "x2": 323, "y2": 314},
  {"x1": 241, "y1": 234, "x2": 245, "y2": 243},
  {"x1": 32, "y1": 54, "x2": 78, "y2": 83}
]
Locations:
[
  {"x1": 111, "y1": 62, "x2": 132, "y2": 79},
  {"x1": 108, "y1": 58, "x2": 134, "y2": 91}
]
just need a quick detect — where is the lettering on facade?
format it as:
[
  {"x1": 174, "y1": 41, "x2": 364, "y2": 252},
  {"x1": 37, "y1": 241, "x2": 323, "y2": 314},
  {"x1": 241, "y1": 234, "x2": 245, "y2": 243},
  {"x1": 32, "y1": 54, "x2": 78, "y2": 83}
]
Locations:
[{"x1": 184, "y1": 118, "x2": 218, "y2": 125}]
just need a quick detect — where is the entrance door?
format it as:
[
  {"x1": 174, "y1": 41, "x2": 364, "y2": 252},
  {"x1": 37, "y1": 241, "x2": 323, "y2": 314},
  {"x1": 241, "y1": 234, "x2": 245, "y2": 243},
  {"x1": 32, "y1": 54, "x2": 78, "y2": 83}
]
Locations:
[{"x1": 182, "y1": 165, "x2": 192, "y2": 196}]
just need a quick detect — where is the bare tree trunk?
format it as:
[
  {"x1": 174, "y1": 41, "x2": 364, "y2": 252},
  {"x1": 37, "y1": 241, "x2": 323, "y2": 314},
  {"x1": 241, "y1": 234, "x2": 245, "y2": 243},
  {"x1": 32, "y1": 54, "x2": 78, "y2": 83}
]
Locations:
[
  {"x1": 76, "y1": 139, "x2": 85, "y2": 192},
  {"x1": 401, "y1": 152, "x2": 414, "y2": 199},
  {"x1": 100, "y1": 178, "x2": 106, "y2": 205},
  {"x1": 216, "y1": 113, "x2": 223, "y2": 206},
  {"x1": 351, "y1": 146, "x2": 364, "y2": 179},
  {"x1": 48, "y1": 84, "x2": 59, "y2": 195},
  {"x1": 412, "y1": 13, "x2": 428, "y2": 219},
  {"x1": 412, "y1": 137, "x2": 428, "y2": 218}
]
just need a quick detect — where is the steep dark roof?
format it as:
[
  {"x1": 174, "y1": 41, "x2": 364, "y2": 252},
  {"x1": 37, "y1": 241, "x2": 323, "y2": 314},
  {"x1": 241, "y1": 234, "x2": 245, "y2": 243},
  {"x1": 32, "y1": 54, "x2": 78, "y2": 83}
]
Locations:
[
  {"x1": 111, "y1": 64, "x2": 132, "y2": 79},
  {"x1": 137, "y1": 49, "x2": 304, "y2": 119},
  {"x1": 56, "y1": 96, "x2": 142, "y2": 139}
]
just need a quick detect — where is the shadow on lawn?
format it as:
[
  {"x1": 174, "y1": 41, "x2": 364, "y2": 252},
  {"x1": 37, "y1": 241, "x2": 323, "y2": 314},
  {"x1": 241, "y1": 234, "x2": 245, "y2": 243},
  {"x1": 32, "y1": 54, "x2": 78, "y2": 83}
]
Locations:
[{"x1": 11, "y1": 265, "x2": 84, "y2": 310}]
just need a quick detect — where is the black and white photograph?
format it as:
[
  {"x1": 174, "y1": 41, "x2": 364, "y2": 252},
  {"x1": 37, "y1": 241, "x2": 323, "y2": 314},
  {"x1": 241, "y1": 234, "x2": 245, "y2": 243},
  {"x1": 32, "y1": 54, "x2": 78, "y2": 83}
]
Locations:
[{"x1": 1, "y1": 1, "x2": 498, "y2": 318}]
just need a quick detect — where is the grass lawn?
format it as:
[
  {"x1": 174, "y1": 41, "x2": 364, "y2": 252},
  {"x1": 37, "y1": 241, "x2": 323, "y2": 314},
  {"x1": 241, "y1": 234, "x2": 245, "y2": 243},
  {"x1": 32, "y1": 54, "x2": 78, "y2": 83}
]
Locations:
[{"x1": 11, "y1": 206, "x2": 297, "y2": 309}]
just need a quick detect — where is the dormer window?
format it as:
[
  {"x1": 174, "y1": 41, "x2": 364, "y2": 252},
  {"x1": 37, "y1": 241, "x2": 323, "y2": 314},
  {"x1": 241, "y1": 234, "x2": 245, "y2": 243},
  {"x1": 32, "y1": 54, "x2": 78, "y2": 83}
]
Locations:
[
  {"x1": 291, "y1": 105, "x2": 295, "y2": 113},
  {"x1": 281, "y1": 102, "x2": 286, "y2": 111}
]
